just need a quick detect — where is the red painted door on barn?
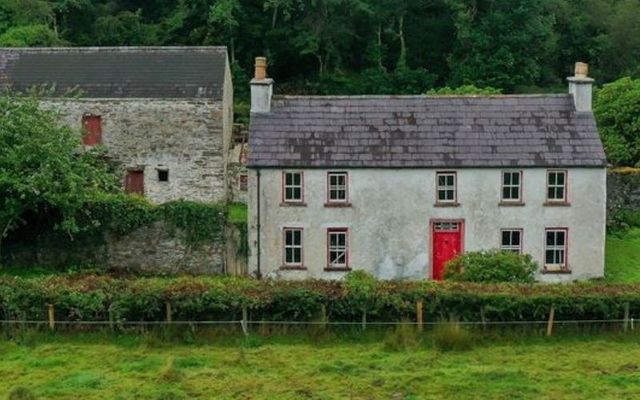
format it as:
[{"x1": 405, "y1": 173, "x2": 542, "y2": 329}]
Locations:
[
  {"x1": 82, "y1": 114, "x2": 102, "y2": 146},
  {"x1": 125, "y1": 170, "x2": 144, "y2": 195},
  {"x1": 432, "y1": 221, "x2": 463, "y2": 280}
]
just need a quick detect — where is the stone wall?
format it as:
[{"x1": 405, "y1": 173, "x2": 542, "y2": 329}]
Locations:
[
  {"x1": 607, "y1": 168, "x2": 640, "y2": 220},
  {"x1": 42, "y1": 99, "x2": 228, "y2": 204},
  {"x1": 2, "y1": 221, "x2": 225, "y2": 274}
]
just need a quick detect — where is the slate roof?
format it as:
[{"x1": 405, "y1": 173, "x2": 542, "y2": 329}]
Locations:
[
  {"x1": 0, "y1": 47, "x2": 228, "y2": 99},
  {"x1": 248, "y1": 95, "x2": 606, "y2": 168}
]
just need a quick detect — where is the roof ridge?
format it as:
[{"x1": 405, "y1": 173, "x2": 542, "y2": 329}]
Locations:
[
  {"x1": 0, "y1": 46, "x2": 228, "y2": 53},
  {"x1": 273, "y1": 94, "x2": 570, "y2": 100}
]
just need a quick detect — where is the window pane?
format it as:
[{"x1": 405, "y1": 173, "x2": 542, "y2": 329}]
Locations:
[
  {"x1": 545, "y1": 250, "x2": 554, "y2": 264},
  {"x1": 502, "y1": 187, "x2": 511, "y2": 199},
  {"x1": 510, "y1": 187, "x2": 519, "y2": 199},
  {"x1": 286, "y1": 188, "x2": 293, "y2": 199},
  {"x1": 503, "y1": 173, "x2": 510, "y2": 185},
  {"x1": 547, "y1": 187, "x2": 556, "y2": 200},
  {"x1": 438, "y1": 190, "x2": 446, "y2": 200},
  {"x1": 293, "y1": 188, "x2": 301, "y2": 200},
  {"x1": 502, "y1": 231, "x2": 510, "y2": 245},
  {"x1": 557, "y1": 187, "x2": 564, "y2": 200},
  {"x1": 293, "y1": 248, "x2": 301, "y2": 263},
  {"x1": 556, "y1": 231, "x2": 565, "y2": 245},
  {"x1": 286, "y1": 248, "x2": 293, "y2": 263},
  {"x1": 447, "y1": 175, "x2": 454, "y2": 186},
  {"x1": 293, "y1": 230, "x2": 301, "y2": 244},
  {"x1": 285, "y1": 230, "x2": 293, "y2": 244},
  {"x1": 556, "y1": 172, "x2": 565, "y2": 185},
  {"x1": 548, "y1": 173, "x2": 556, "y2": 185},
  {"x1": 446, "y1": 190, "x2": 454, "y2": 200},
  {"x1": 438, "y1": 175, "x2": 446, "y2": 186},
  {"x1": 293, "y1": 173, "x2": 301, "y2": 185},
  {"x1": 286, "y1": 173, "x2": 292, "y2": 185},
  {"x1": 546, "y1": 232, "x2": 554, "y2": 246},
  {"x1": 512, "y1": 231, "x2": 521, "y2": 245},
  {"x1": 512, "y1": 173, "x2": 519, "y2": 185}
]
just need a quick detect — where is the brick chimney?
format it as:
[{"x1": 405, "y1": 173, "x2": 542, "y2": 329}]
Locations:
[
  {"x1": 250, "y1": 57, "x2": 273, "y2": 113},
  {"x1": 567, "y1": 62, "x2": 594, "y2": 112}
]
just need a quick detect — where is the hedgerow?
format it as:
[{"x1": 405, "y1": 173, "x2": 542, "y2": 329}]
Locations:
[{"x1": 0, "y1": 273, "x2": 639, "y2": 324}]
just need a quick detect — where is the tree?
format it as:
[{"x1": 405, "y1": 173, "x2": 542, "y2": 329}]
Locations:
[
  {"x1": 426, "y1": 84, "x2": 502, "y2": 95},
  {"x1": 0, "y1": 94, "x2": 117, "y2": 262},
  {"x1": 593, "y1": 77, "x2": 640, "y2": 166},
  {"x1": 446, "y1": 0, "x2": 556, "y2": 91},
  {"x1": 0, "y1": 24, "x2": 65, "y2": 46}
]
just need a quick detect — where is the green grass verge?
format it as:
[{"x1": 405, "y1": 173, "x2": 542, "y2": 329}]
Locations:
[
  {"x1": 606, "y1": 228, "x2": 640, "y2": 283},
  {"x1": 1, "y1": 330, "x2": 640, "y2": 399}
]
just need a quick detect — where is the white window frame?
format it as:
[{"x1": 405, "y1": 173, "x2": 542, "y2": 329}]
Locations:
[
  {"x1": 500, "y1": 229, "x2": 522, "y2": 254},
  {"x1": 327, "y1": 172, "x2": 348, "y2": 203},
  {"x1": 283, "y1": 171, "x2": 303, "y2": 203},
  {"x1": 501, "y1": 171, "x2": 522, "y2": 202},
  {"x1": 436, "y1": 172, "x2": 457, "y2": 204},
  {"x1": 327, "y1": 229, "x2": 348, "y2": 269},
  {"x1": 546, "y1": 170, "x2": 567, "y2": 203},
  {"x1": 283, "y1": 228, "x2": 303, "y2": 267},
  {"x1": 545, "y1": 228, "x2": 568, "y2": 270}
]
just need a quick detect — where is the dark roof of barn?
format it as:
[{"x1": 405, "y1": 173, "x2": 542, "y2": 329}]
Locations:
[
  {"x1": 248, "y1": 95, "x2": 607, "y2": 168},
  {"x1": 0, "y1": 47, "x2": 228, "y2": 99}
]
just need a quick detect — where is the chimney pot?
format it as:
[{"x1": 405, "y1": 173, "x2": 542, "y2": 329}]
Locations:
[
  {"x1": 255, "y1": 57, "x2": 267, "y2": 80},
  {"x1": 574, "y1": 62, "x2": 588, "y2": 78}
]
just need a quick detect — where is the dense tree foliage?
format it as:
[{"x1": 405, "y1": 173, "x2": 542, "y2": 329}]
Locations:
[
  {"x1": 594, "y1": 77, "x2": 640, "y2": 166},
  {"x1": 1, "y1": 0, "x2": 639, "y2": 97},
  {"x1": 0, "y1": 93, "x2": 117, "y2": 262}
]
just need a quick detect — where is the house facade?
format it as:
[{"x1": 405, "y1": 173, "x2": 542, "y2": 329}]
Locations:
[
  {"x1": 247, "y1": 59, "x2": 607, "y2": 282},
  {"x1": 0, "y1": 47, "x2": 233, "y2": 203}
]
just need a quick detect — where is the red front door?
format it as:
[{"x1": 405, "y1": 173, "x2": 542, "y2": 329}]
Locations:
[
  {"x1": 432, "y1": 221, "x2": 462, "y2": 280},
  {"x1": 125, "y1": 170, "x2": 144, "y2": 195}
]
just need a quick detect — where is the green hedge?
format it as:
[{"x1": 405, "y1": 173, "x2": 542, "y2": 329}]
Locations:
[{"x1": 0, "y1": 275, "x2": 639, "y2": 324}]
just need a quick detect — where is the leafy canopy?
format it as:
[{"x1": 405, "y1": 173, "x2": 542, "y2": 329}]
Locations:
[
  {"x1": 0, "y1": 93, "x2": 117, "y2": 253},
  {"x1": 594, "y1": 77, "x2": 640, "y2": 166}
]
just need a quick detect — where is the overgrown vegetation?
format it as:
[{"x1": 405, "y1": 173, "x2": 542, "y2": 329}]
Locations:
[
  {"x1": 0, "y1": 94, "x2": 118, "y2": 263},
  {"x1": 1, "y1": 272, "x2": 640, "y2": 324},
  {"x1": 444, "y1": 250, "x2": 538, "y2": 283}
]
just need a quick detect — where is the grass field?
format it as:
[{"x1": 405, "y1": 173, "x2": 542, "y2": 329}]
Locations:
[
  {"x1": 605, "y1": 228, "x2": 640, "y2": 283},
  {"x1": 2, "y1": 330, "x2": 640, "y2": 399}
]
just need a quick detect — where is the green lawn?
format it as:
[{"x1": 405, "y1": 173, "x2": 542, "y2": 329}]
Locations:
[
  {"x1": 606, "y1": 228, "x2": 640, "y2": 283},
  {"x1": 2, "y1": 331, "x2": 640, "y2": 399}
]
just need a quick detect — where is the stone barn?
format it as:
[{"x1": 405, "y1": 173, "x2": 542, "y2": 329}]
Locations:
[
  {"x1": 247, "y1": 59, "x2": 607, "y2": 282},
  {"x1": 0, "y1": 46, "x2": 233, "y2": 203}
]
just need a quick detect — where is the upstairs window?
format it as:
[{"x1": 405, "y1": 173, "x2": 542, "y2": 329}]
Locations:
[
  {"x1": 502, "y1": 171, "x2": 522, "y2": 202},
  {"x1": 283, "y1": 172, "x2": 303, "y2": 203},
  {"x1": 81, "y1": 114, "x2": 102, "y2": 146},
  {"x1": 327, "y1": 172, "x2": 348, "y2": 204},
  {"x1": 547, "y1": 170, "x2": 567, "y2": 202},
  {"x1": 500, "y1": 229, "x2": 522, "y2": 254},
  {"x1": 327, "y1": 228, "x2": 349, "y2": 269},
  {"x1": 545, "y1": 228, "x2": 568, "y2": 270},
  {"x1": 283, "y1": 228, "x2": 303, "y2": 267},
  {"x1": 436, "y1": 172, "x2": 457, "y2": 204}
]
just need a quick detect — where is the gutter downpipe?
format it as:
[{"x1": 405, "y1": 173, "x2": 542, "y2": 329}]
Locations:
[{"x1": 256, "y1": 168, "x2": 262, "y2": 279}]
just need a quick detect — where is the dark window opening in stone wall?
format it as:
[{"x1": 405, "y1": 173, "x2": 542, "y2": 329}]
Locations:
[
  {"x1": 158, "y1": 169, "x2": 169, "y2": 182},
  {"x1": 239, "y1": 174, "x2": 248, "y2": 191}
]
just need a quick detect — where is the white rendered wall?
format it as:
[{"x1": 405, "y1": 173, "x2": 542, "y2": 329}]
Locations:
[{"x1": 248, "y1": 168, "x2": 606, "y2": 282}]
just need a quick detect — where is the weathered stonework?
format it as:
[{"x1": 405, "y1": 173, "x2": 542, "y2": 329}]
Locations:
[
  {"x1": 2, "y1": 221, "x2": 224, "y2": 274},
  {"x1": 43, "y1": 99, "x2": 231, "y2": 204},
  {"x1": 607, "y1": 169, "x2": 640, "y2": 220}
]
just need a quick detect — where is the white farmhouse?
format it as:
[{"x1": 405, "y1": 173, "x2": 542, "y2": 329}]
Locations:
[{"x1": 247, "y1": 58, "x2": 607, "y2": 282}]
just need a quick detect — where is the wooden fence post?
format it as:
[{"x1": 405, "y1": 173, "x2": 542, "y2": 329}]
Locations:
[
  {"x1": 47, "y1": 304, "x2": 55, "y2": 331},
  {"x1": 108, "y1": 307, "x2": 114, "y2": 331},
  {"x1": 321, "y1": 304, "x2": 328, "y2": 329},
  {"x1": 241, "y1": 306, "x2": 249, "y2": 337},
  {"x1": 166, "y1": 302, "x2": 173, "y2": 325},
  {"x1": 480, "y1": 306, "x2": 487, "y2": 330},
  {"x1": 624, "y1": 303, "x2": 630, "y2": 332},
  {"x1": 416, "y1": 300, "x2": 424, "y2": 332},
  {"x1": 546, "y1": 305, "x2": 555, "y2": 337}
]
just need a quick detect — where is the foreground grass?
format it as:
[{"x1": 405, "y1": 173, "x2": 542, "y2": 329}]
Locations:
[
  {"x1": 2, "y1": 330, "x2": 640, "y2": 399},
  {"x1": 606, "y1": 228, "x2": 640, "y2": 283}
]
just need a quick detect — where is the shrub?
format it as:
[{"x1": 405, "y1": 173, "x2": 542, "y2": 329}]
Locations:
[
  {"x1": 6, "y1": 386, "x2": 36, "y2": 400},
  {"x1": 444, "y1": 250, "x2": 538, "y2": 283},
  {"x1": 432, "y1": 321, "x2": 474, "y2": 352},
  {"x1": 383, "y1": 322, "x2": 421, "y2": 352}
]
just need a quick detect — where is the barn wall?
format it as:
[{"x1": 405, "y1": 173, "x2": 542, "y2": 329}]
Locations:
[
  {"x1": 42, "y1": 99, "x2": 227, "y2": 204},
  {"x1": 248, "y1": 168, "x2": 607, "y2": 282},
  {"x1": 2, "y1": 221, "x2": 225, "y2": 275}
]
